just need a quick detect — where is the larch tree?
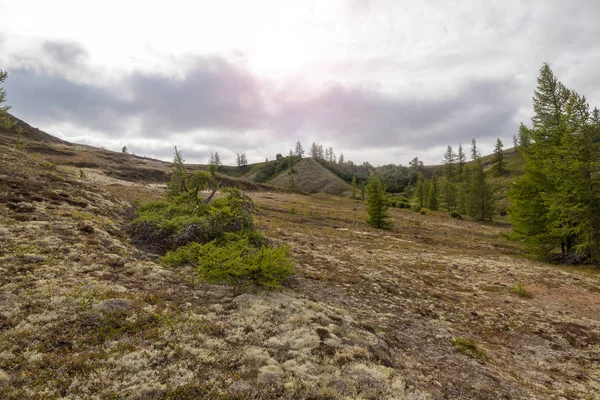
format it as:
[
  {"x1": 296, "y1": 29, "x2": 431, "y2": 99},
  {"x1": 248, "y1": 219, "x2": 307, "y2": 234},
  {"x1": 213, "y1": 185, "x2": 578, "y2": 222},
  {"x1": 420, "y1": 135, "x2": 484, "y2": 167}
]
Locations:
[
  {"x1": 167, "y1": 146, "x2": 189, "y2": 198},
  {"x1": 365, "y1": 172, "x2": 392, "y2": 229},
  {"x1": 509, "y1": 63, "x2": 600, "y2": 263},
  {"x1": 457, "y1": 143, "x2": 466, "y2": 179},
  {"x1": 466, "y1": 162, "x2": 495, "y2": 222},
  {"x1": 491, "y1": 138, "x2": 506, "y2": 176},
  {"x1": 294, "y1": 141, "x2": 305, "y2": 158},
  {"x1": 0, "y1": 70, "x2": 13, "y2": 129},
  {"x1": 442, "y1": 145, "x2": 456, "y2": 179},
  {"x1": 470, "y1": 138, "x2": 480, "y2": 161}
]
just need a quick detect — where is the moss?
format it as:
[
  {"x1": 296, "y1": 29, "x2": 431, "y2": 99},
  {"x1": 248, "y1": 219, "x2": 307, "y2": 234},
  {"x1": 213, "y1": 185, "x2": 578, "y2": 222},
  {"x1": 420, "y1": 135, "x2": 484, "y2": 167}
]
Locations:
[
  {"x1": 512, "y1": 280, "x2": 533, "y2": 298},
  {"x1": 450, "y1": 337, "x2": 487, "y2": 361}
]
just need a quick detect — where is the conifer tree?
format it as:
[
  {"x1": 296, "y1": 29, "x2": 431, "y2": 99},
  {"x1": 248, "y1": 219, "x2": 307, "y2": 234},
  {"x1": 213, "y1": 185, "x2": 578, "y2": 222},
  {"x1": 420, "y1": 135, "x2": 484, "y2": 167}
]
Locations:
[
  {"x1": 122, "y1": 146, "x2": 128, "y2": 154},
  {"x1": 366, "y1": 172, "x2": 392, "y2": 229},
  {"x1": 442, "y1": 145, "x2": 456, "y2": 179},
  {"x1": 427, "y1": 173, "x2": 439, "y2": 210},
  {"x1": 414, "y1": 172, "x2": 426, "y2": 207},
  {"x1": 491, "y1": 138, "x2": 506, "y2": 176},
  {"x1": 208, "y1": 152, "x2": 221, "y2": 176},
  {"x1": 457, "y1": 143, "x2": 466, "y2": 179},
  {"x1": 467, "y1": 162, "x2": 495, "y2": 221},
  {"x1": 294, "y1": 141, "x2": 305, "y2": 158},
  {"x1": 338, "y1": 153, "x2": 344, "y2": 164},
  {"x1": 167, "y1": 146, "x2": 189, "y2": 197},
  {"x1": 470, "y1": 138, "x2": 480, "y2": 161},
  {"x1": 0, "y1": 70, "x2": 13, "y2": 129}
]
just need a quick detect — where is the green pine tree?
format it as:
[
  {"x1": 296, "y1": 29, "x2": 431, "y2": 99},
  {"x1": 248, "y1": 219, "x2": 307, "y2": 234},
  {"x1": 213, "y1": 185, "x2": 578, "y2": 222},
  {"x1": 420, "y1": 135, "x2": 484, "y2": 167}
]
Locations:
[
  {"x1": 467, "y1": 162, "x2": 495, "y2": 222},
  {"x1": 351, "y1": 176, "x2": 357, "y2": 199},
  {"x1": 491, "y1": 138, "x2": 506, "y2": 176},
  {"x1": 0, "y1": 70, "x2": 14, "y2": 129},
  {"x1": 427, "y1": 173, "x2": 439, "y2": 210},
  {"x1": 507, "y1": 63, "x2": 600, "y2": 262},
  {"x1": 366, "y1": 172, "x2": 392, "y2": 229},
  {"x1": 167, "y1": 146, "x2": 189, "y2": 198}
]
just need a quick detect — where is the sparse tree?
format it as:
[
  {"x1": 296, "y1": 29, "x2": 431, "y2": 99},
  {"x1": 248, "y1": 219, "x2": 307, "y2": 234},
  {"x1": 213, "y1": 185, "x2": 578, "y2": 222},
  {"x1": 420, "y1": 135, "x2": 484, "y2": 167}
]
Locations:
[
  {"x1": 491, "y1": 138, "x2": 506, "y2": 176},
  {"x1": 442, "y1": 145, "x2": 456, "y2": 179},
  {"x1": 122, "y1": 146, "x2": 128, "y2": 154},
  {"x1": 236, "y1": 152, "x2": 248, "y2": 167},
  {"x1": 415, "y1": 172, "x2": 426, "y2": 207},
  {"x1": 457, "y1": 144, "x2": 466, "y2": 179},
  {"x1": 167, "y1": 146, "x2": 189, "y2": 197},
  {"x1": 467, "y1": 162, "x2": 495, "y2": 221},
  {"x1": 351, "y1": 176, "x2": 357, "y2": 199},
  {"x1": 294, "y1": 141, "x2": 305, "y2": 158},
  {"x1": 427, "y1": 173, "x2": 439, "y2": 210},
  {"x1": 310, "y1": 142, "x2": 319, "y2": 158},
  {"x1": 338, "y1": 153, "x2": 345, "y2": 164},
  {"x1": 366, "y1": 172, "x2": 392, "y2": 229},
  {"x1": 0, "y1": 70, "x2": 12, "y2": 129},
  {"x1": 208, "y1": 152, "x2": 222, "y2": 176},
  {"x1": 409, "y1": 157, "x2": 424, "y2": 172},
  {"x1": 470, "y1": 138, "x2": 480, "y2": 161}
]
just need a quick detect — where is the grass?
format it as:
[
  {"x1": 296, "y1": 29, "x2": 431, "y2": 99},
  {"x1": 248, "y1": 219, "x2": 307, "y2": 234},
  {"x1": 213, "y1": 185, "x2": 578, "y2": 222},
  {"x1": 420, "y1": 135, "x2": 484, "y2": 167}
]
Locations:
[{"x1": 512, "y1": 280, "x2": 533, "y2": 298}]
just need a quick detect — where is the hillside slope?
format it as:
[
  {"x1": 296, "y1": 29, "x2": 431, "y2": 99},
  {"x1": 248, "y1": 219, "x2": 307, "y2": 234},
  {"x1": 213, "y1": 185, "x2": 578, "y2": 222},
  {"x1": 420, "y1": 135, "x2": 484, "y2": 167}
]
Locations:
[
  {"x1": 0, "y1": 122, "x2": 599, "y2": 398},
  {"x1": 268, "y1": 157, "x2": 351, "y2": 196}
]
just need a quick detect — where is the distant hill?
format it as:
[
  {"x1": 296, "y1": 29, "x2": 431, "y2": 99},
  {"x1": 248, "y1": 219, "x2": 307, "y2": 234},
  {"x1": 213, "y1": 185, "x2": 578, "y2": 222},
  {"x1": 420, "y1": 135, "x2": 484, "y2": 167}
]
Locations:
[
  {"x1": 0, "y1": 113, "x2": 525, "y2": 202},
  {"x1": 268, "y1": 157, "x2": 351, "y2": 196}
]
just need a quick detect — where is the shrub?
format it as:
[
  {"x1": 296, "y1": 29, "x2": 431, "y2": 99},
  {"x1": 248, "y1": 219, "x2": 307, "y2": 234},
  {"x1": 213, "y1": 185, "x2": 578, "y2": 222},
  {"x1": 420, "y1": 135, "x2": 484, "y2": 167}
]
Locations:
[
  {"x1": 128, "y1": 156, "x2": 293, "y2": 290},
  {"x1": 450, "y1": 211, "x2": 463, "y2": 220},
  {"x1": 512, "y1": 281, "x2": 532, "y2": 298},
  {"x1": 451, "y1": 337, "x2": 486, "y2": 360},
  {"x1": 161, "y1": 237, "x2": 293, "y2": 289}
]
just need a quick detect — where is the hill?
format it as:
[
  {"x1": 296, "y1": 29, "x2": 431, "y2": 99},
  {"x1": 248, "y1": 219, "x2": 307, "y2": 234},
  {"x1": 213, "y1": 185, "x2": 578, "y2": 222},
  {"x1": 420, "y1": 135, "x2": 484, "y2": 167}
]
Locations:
[{"x1": 268, "y1": 157, "x2": 351, "y2": 196}]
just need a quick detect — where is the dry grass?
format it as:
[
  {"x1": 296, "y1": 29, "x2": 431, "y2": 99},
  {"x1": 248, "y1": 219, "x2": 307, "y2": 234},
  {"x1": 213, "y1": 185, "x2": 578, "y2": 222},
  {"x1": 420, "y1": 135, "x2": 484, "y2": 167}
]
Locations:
[{"x1": 0, "y1": 138, "x2": 599, "y2": 399}]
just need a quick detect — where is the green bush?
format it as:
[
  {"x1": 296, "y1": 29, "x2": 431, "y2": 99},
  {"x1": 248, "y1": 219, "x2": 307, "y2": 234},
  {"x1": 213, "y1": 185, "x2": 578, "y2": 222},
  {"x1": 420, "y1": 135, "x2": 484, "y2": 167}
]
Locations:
[
  {"x1": 450, "y1": 211, "x2": 463, "y2": 220},
  {"x1": 128, "y1": 171, "x2": 293, "y2": 289},
  {"x1": 161, "y1": 237, "x2": 293, "y2": 289}
]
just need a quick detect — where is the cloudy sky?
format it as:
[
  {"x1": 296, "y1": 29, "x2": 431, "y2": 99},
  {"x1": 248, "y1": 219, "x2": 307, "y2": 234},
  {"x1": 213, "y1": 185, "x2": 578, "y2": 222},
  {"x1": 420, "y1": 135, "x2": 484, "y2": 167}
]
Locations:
[{"x1": 1, "y1": 0, "x2": 599, "y2": 165}]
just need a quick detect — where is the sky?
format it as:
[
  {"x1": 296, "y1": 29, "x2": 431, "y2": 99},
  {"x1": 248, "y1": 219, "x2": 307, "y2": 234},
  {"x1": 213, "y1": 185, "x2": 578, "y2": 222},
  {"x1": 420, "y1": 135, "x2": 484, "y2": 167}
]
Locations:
[{"x1": 1, "y1": 0, "x2": 600, "y2": 166}]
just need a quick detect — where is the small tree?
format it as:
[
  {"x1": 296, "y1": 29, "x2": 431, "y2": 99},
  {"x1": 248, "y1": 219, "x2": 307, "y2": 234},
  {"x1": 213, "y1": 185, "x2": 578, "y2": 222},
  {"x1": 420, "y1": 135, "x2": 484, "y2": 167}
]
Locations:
[
  {"x1": 338, "y1": 153, "x2": 344, "y2": 164},
  {"x1": 467, "y1": 162, "x2": 495, "y2": 221},
  {"x1": 0, "y1": 70, "x2": 14, "y2": 129},
  {"x1": 208, "y1": 152, "x2": 221, "y2": 176},
  {"x1": 491, "y1": 138, "x2": 506, "y2": 176},
  {"x1": 427, "y1": 173, "x2": 439, "y2": 210},
  {"x1": 351, "y1": 176, "x2": 357, "y2": 199},
  {"x1": 122, "y1": 146, "x2": 128, "y2": 154},
  {"x1": 294, "y1": 141, "x2": 305, "y2": 158},
  {"x1": 366, "y1": 172, "x2": 392, "y2": 229},
  {"x1": 236, "y1": 152, "x2": 248, "y2": 167},
  {"x1": 442, "y1": 145, "x2": 456, "y2": 179},
  {"x1": 167, "y1": 146, "x2": 189, "y2": 198},
  {"x1": 457, "y1": 144, "x2": 466, "y2": 179},
  {"x1": 470, "y1": 138, "x2": 480, "y2": 161}
]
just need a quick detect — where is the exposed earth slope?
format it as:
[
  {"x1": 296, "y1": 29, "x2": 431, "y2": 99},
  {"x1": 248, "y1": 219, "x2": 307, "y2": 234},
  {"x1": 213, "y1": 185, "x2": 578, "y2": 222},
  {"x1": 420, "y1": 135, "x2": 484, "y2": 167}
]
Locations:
[
  {"x1": 268, "y1": 157, "x2": 351, "y2": 196},
  {"x1": 0, "y1": 125, "x2": 599, "y2": 399}
]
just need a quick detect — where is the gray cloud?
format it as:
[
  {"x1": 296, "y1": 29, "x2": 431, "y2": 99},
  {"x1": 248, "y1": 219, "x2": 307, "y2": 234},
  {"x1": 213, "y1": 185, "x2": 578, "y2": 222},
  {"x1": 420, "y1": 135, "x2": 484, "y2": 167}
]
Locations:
[
  {"x1": 129, "y1": 57, "x2": 268, "y2": 133},
  {"x1": 272, "y1": 78, "x2": 520, "y2": 150},
  {"x1": 5, "y1": 44, "x2": 268, "y2": 136},
  {"x1": 41, "y1": 40, "x2": 88, "y2": 66}
]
